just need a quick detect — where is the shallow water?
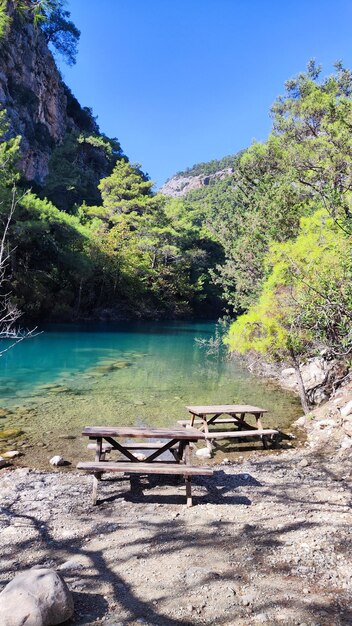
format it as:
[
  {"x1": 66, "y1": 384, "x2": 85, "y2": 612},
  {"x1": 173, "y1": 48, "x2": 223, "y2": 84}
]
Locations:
[{"x1": 0, "y1": 321, "x2": 301, "y2": 465}]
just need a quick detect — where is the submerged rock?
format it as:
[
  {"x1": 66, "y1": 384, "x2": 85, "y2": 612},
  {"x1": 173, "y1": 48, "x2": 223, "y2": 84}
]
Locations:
[{"x1": 0, "y1": 567, "x2": 74, "y2": 626}]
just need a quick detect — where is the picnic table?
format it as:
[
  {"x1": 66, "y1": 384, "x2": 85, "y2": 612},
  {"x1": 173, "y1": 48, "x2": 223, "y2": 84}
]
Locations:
[
  {"x1": 77, "y1": 426, "x2": 213, "y2": 507},
  {"x1": 178, "y1": 404, "x2": 278, "y2": 450}
]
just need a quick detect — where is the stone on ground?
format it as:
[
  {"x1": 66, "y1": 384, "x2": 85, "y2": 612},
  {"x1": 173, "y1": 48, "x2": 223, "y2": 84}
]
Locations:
[
  {"x1": 49, "y1": 455, "x2": 65, "y2": 466},
  {"x1": 0, "y1": 567, "x2": 74, "y2": 626}
]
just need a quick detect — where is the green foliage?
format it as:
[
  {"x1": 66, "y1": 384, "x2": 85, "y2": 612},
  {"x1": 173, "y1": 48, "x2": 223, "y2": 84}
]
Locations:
[
  {"x1": 201, "y1": 62, "x2": 352, "y2": 312},
  {"x1": 174, "y1": 154, "x2": 239, "y2": 179},
  {"x1": 41, "y1": 1, "x2": 80, "y2": 65},
  {"x1": 0, "y1": 0, "x2": 11, "y2": 39},
  {"x1": 225, "y1": 209, "x2": 352, "y2": 362},
  {"x1": 0, "y1": 110, "x2": 21, "y2": 187},
  {"x1": 98, "y1": 160, "x2": 157, "y2": 219},
  {"x1": 13, "y1": 1, "x2": 80, "y2": 65},
  {"x1": 43, "y1": 131, "x2": 122, "y2": 211},
  {"x1": 64, "y1": 85, "x2": 98, "y2": 133}
]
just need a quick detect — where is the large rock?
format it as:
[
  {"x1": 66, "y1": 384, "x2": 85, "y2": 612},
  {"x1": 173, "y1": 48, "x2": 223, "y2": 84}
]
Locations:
[{"x1": 0, "y1": 567, "x2": 74, "y2": 626}]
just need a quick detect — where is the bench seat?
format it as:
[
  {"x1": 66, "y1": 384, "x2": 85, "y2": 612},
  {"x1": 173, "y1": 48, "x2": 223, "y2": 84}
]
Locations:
[
  {"x1": 178, "y1": 418, "x2": 247, "y2": 426},
  {"x1": 77, "y1": 461, "x2": 213, "y2": 507},
  {"x1": 202, "y1": 428, "x2": 278, "y2": 438},
  {"x1": 77, "y1": 461, "x2": 213, "y2": 475},
  {"x1": 87, "y1": 442, "x2": 179, "y2": 452}
]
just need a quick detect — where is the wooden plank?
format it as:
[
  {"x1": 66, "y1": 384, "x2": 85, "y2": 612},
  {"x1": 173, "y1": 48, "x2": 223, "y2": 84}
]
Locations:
[
  {"x1": 77, "y1": 461, "x2": 213, "y2": 476},
  {"x1": 83, "y1": 426, "x2": 202, "y2": 440},
  {"x1": 186, "y1": 404, "x2": 268, "y2": 415},
  {"x1": 87, "y1": 442, "x2": 179, "y2": 451},
  {"x1": 104, "y1": 436, "x2": 138, "y2": 462},
  {"x1": 203, "y1": 428, "x2": 278, "y2": 439},
  {"x1": 178, "y1": 418, "x2": 246, "y2": 426}
]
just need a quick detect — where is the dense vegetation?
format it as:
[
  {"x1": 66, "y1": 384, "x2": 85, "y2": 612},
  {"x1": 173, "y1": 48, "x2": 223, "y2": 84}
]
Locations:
[
  {"x1": 0, "y1": 122, "x2": 223, "y2": 320},
  {"x1": 221, "y1": 62, "x2": 352, "y2": 407},
  {"x1": 160, "y1": 62, "x2": 352, "y2": 407},
  {"x1": 0, "y1": 1, "x2": 224, "y2": 321}
]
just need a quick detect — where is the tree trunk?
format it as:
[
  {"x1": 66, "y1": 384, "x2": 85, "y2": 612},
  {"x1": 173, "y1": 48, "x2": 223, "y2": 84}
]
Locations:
[{"x1": 289, "y1": 347, "x2": 309, "y2": 413}]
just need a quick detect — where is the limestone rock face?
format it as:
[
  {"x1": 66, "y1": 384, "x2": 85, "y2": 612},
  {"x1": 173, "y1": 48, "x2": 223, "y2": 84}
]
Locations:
[
  {"x1": 160, "y1": 168, "x2": 234, "y2": 197},
  {"x1": 0, "y1": 4, "x2": 70, "y2": 183},
  {"x1": 0, "y1": 567, "x2": 74, "y2": 626},
  {"x1": 0, "y1": 2, "x2": 101, "y2": 188},
  {"x1": 280, "y1": 357, "x2": 348, "y2": 405}
]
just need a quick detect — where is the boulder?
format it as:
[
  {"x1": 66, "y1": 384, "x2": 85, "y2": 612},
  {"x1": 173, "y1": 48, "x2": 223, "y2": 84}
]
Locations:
[
  {"x1": 341, "y1": 400, "x2": 352, "y2": 418},
  {"x1": 340, "y1": 436, "x2": 352, "y2": 450},
  {"x1": 0, "y1": 457, "x2": 7, "y2": 468},
  {"x1": 0, "y1": 567, "x2": 74, "y2": 626}
]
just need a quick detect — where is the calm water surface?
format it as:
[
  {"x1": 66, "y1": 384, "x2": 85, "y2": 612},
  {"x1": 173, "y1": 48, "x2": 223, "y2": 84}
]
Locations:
[{"x1": 0, "y1": 321, "x2": 301, "y2": 465}]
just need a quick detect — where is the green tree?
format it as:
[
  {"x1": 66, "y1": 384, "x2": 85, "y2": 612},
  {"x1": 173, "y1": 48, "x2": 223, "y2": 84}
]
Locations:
[
  {"x1": 225, "y1": 209, "x2": 352, "y2": 411},
  {"x1": 11, "y1": 1, "x2": 80, "y2": 65}
]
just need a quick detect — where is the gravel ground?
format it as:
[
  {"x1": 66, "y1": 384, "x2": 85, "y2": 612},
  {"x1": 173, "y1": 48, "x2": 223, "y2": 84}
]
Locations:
[{"x1": 0, "y1": 447, "x2": 351, "y2": 626}]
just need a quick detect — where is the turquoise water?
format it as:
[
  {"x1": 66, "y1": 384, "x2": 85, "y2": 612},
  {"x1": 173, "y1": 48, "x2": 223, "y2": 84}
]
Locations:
[{"x1": 0, "y1": 321, "x2": 301, "y2": 465}]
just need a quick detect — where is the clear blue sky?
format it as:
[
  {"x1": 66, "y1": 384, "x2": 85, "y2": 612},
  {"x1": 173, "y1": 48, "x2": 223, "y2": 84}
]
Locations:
[{"x1": 60, "y1": 0, "x2": 352, "y2": 187}]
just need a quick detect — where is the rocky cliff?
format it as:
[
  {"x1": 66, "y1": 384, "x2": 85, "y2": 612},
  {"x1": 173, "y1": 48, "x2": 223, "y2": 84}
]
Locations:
[
  {"x1": 160, "y1": 167, "x2": 234, "y2": 197},
  {"x1": 0, "y1": 2, "x2": 106, "y2": 189}
]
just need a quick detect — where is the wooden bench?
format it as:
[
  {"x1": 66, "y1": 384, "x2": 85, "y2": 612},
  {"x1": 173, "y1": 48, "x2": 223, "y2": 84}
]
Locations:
[
  {"x1": 77, "y1": 461, "x2": 213, "y2": 506},
  {"x1": 201, "y1": 428, "x2": 278, "y2": 439},
  {"x1": 182, "y1": 404, "x2": 278, "y2": 451},
  {"x1": 79, "y1": 425, "x2": 212, "y2": 507}
]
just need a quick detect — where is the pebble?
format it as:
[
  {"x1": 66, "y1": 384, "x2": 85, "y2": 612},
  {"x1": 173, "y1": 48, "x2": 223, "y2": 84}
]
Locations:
[
  {"x1": 2, "y1": 450, "x2": 20, "y2": 458},
  {"x1": 58, "y1": 559, "x2": 84, "y2": 572},
  {"x1": 49, "y1": 455, "x2": 66, "y2": 466}
]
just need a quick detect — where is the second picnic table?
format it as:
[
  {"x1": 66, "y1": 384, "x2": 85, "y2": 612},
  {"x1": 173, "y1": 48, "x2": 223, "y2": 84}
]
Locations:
[{"x1": 178, "y1": 404, "x2": 278, "y2": 450}]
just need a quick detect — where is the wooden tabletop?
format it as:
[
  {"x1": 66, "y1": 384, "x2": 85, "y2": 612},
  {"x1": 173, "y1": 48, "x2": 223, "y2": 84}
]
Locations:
[
  {"x1": 186, "y1": 404, "x2": 268, "y2": 416},
  {"x1": 82, "y1": 426, "x2": 205, "y2": 440}
]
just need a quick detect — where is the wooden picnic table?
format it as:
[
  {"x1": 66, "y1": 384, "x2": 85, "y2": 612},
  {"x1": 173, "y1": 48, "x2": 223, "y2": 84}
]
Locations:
[
  {"x1": 77, "y1": 426, "x2": 213, "y2": 507},
  {"x1": 178, "y1": 404, "x2": 278, "y2": 450}
]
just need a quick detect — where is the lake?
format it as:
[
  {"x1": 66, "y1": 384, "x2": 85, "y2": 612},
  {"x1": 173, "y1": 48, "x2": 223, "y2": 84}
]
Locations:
[{"x1": 0, "y1": 321, "x2": 302, "y2": 466}]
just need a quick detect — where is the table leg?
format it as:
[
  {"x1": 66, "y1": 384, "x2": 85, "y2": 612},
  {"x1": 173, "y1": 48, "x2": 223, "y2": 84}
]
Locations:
[
  {"x1": 255, "y1": 413, "x2": 268, "y2": 449},
  {"x1": 185, "y1": 476, "x2": 192, "y2": 507},
  {"x1": 183, "y1": 439, "x2": 193, "y2": 506},
  {"x1": 92, "y1": 437, "x2": 103, "y2": 506},
  {"x1": 256, "y1": 413, "x2": 264, "y2": 430},
  {"x1": 201, "y1": 416, "x2": 214, "y2": 452}
]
